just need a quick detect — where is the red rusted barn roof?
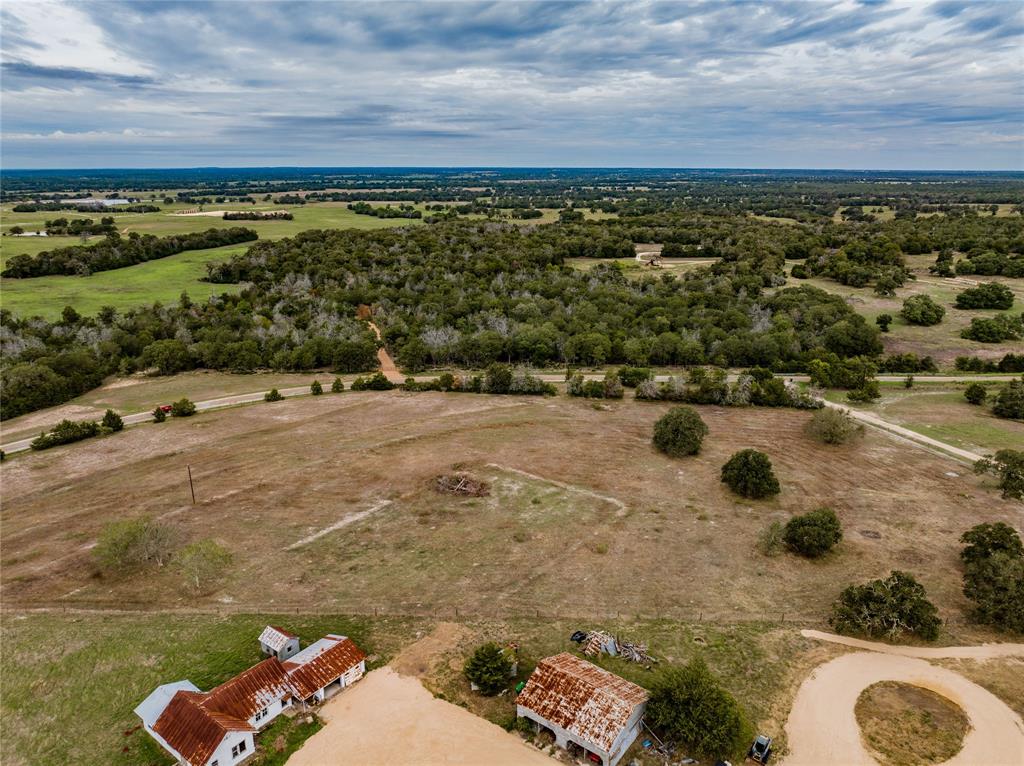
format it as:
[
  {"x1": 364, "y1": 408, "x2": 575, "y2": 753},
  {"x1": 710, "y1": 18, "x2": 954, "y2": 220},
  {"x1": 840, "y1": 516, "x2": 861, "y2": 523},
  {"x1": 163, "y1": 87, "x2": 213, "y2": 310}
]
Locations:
[
  {"x1": 152, "y1": 692, "x2": 254, "y2": 766},
  {"x1": 286, "y1": 636, "x2": 367, "y2": 699},
  {"x1": 516, "y1": 653, "x2": 648, "y2": 752},
  {"x1": 200, "y1": 657, "x2": 293, "y2": 721}
]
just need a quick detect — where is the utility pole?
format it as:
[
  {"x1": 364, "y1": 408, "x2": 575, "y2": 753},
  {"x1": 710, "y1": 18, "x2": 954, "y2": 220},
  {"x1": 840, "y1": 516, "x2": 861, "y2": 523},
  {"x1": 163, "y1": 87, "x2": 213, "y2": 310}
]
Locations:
[{"x1": 187, "y1": 464, "x2": 196, "y2": 505}]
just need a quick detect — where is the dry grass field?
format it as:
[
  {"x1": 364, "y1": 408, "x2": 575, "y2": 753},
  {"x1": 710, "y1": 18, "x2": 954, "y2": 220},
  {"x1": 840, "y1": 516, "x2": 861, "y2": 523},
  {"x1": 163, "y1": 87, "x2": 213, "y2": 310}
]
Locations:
[{"x1": 2, "y1": 392, "x2": 1017, "y2": 622}]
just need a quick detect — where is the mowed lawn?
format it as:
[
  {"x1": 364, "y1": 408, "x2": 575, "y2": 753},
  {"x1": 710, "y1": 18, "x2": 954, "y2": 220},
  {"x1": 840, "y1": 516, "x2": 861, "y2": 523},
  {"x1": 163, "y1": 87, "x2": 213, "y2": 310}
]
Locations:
[{"x1": 0, "y1": 612, "x2": 420, "y2": 766}]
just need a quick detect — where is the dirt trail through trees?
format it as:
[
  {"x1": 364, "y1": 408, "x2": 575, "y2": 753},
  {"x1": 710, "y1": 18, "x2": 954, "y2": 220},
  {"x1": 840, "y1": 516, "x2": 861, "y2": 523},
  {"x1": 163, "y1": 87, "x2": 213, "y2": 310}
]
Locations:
[
  {"x1": 784, "y1": 631, "x2": 1024, "y2": 765},
  {"x1": 367, "y1": 320, "x2": 404, "y2": 383}
]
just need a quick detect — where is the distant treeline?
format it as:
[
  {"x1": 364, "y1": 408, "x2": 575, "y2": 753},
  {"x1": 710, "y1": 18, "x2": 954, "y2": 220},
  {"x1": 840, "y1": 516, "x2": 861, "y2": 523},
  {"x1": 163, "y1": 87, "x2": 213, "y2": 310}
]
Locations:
[
  {"x1": 222, "y1": 211, "x2": 293, "y2": 220},
  {"x1": 347, "y1": 202, "x2": 422, "y2": 219},
  {"x1": 12, "y1": 203, "x2": 161, "y2": 213},
  {"x1": 1, "y1": 227, "x2": 258, "y2": 278},
  {"x1": 44, "y1": 217, "x2": 117, "y2": 236}
]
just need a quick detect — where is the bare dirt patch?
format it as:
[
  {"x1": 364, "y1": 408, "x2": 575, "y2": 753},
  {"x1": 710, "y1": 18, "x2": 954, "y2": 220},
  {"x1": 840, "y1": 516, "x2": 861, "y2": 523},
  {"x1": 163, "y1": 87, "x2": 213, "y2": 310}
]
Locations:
[{"x1": 855, "y1": 681, "x2": 970, "y2": 766}]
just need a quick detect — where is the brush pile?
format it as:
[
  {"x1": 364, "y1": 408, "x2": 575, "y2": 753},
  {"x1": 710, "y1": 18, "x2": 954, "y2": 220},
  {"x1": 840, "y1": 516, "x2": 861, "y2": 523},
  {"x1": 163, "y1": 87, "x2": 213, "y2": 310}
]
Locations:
[{"x1": 434, "y1": 473, "x2": 490, "y2": 497}]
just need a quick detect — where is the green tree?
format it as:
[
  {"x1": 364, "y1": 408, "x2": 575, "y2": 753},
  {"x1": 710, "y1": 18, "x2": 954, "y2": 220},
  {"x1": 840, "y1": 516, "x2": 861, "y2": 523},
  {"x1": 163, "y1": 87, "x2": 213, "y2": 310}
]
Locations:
[
  {"x1": 331, "y1": 377, "x2": 344, "y2": 393},
  {"x1": 784, "y1": 508, "x2": 842, "y2": 558},
  {"x1": 101, "y1": 409, "x2": 124, "y2": 432},
  {"x1": 973, "y1": 450, "x2": 1024, "y2": 500},
  {"x1": 265, "y1": 388, "x2": 284, "y2": 402},
  {"x1": 310, "y1": 380, "x2": 323, "y2": 395},
  {"x1": 721, "y1": 449, "x2": 780, "y2": 499},
  {"x1": 963, "y1": 383, "x2": 987, "y2": 405},
  {"x1": 483, "y1": 363, "x2": 513, "y2": 394},
  {"x1": 152, "y1": 406, "x2": 167, "y2": 423},
  {"x1": 991, "y1": 377, "x2": 1024, "y2": 419},
  {"x1": 652, "y1": 406, "x2": 709, "y2": 457},
  {"x1": 960, "y1": 522, "x2": 1024, "y2": 567},
  {"x1": 463, "y1": 642, "x2": 513, "y2": 696},
  {"x1": 141, "y1": 339, "x2": 193, "y2": 375},
  {"x1": 830, "y1": 571, "x2": 941, "y2": 641},
  {"x1": 875, "y1": 314, "x2": 892, "y2": 333},
  {"x1": 962, "y1": 552, "x2": 1024, "y2": 634},
  {"x1": 0, "y1": 363, "x2": 69, "y2": 420},
  {"x1": 175, "y1": 539, "x2": 232, "y2": 595},
  {"x1": 645, "y1": 657, "x2": 753, "y2": 761},
  {"x1": 170, "y1": 398, "x2": 196, "y2": 417},
  {"x1": 900, "y1": 295, "x2": 945, "y2": 326}
]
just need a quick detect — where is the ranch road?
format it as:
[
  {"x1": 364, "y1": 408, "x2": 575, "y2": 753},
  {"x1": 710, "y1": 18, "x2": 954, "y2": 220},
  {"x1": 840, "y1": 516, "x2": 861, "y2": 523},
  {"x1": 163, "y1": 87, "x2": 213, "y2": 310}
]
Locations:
[
  {"x1": 784, "y1": 631, "x2": 1024, "y2": 766},
  {"x1": 1, "y1": 373, "x2": 1015, "y2": 456}
]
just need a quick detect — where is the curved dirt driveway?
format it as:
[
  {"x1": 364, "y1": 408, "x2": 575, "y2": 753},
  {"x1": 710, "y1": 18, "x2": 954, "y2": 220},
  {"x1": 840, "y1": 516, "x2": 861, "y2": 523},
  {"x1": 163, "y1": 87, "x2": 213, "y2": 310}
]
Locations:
[{"x1": 785, "y1": 632, "x2": 1024, "y2": 766}]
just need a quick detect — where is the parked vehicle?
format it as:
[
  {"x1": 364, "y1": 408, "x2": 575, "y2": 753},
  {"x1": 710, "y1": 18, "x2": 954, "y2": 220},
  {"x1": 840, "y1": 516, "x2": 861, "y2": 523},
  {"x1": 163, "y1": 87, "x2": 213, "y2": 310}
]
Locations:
[{"x1": 748, "y1": 734, "x2": 772, "y2": 764}]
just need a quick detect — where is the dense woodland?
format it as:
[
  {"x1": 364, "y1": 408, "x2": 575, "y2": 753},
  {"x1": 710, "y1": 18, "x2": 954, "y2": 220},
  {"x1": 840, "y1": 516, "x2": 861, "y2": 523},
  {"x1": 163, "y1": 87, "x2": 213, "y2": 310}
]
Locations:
[{"x1": 1, "y1": 171, "x2": 1023, "y2": 420}]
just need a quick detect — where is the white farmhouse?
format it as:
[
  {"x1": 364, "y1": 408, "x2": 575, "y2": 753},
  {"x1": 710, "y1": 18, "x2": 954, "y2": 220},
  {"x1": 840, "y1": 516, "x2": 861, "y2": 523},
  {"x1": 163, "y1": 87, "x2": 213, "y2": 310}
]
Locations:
[
  {"x1": 135, "y1": 627, "x2": 367, "y2": 766},
  {"x1": 259, "y1": 625, "x2": 300, "y2": 661},
  {"x1": 516, "y1": 653, "x2": 648, "y2": 766}
]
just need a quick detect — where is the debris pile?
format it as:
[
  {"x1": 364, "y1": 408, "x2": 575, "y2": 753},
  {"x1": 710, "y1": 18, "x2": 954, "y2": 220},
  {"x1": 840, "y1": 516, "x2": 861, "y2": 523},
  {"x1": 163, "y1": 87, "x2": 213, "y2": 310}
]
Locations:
[
  {"x1": 433, "y1": 473, "x2": 490, "y2": 497},
  {"x1": 575, "y1": 629, "x2": 657, "y2": 665}
]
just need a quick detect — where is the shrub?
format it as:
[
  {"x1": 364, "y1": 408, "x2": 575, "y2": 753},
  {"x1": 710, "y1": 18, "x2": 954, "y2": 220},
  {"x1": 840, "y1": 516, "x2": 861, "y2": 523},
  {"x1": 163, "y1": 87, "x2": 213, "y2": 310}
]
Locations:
[
  {"x1": 720, "y1": 449, "x2": 780, "y2": 499},
  {"x1": 790, "y1": 264, "x2": 808, "y2": 279},
  {"x1": 954, "y1": 282, "x2": 1015, "y2": 310},
  {"x1": 963, "y1": 383, "x2": 987, "y2": 405},
  {"x1": 568, "y1": 371, "x2": 623, "y2": 399},
  {"x1": 93, "y1": 517, "x2": 179, "y2": 571},
  {"x1": 351, "y1": 372, "x2": 395, "y2": 390},
  {"x1": 757, "y1": 521, "x2": 785, "y2": 557},
  {"x1": 806, "y1": 408, "x2": 863, "y2": 444},
  {"x1": 960, "y1": 523, "x2": 1024, "y2": 634},
  {"x1": 784, "y1": 508, "x2": 842, "y2": 557},
  {"x1": 265, "y1": 388, "x2": 285, "y2": 402},
  {"x1": 618, "y1": 366, "x2": 653, "y2": 387},
  {"x1": 830, "y1": 571, "x2": 940, "y2": 641},
  {"x1": 645, "y1": 657, "x2": 753, "y2": 761},
  {"x1": 652, "y1": 406, "x2": 708, "y2": 457},
  {"x1": 175, "y1": 539, "x2": 232, "y2": 594},
  {"x1": 152, "y1": 406, "x2": 167, "y2": 422},
  {"x1": 30, "y1": 419, "x2": 100, "y2": 450},
  {"x1": 875, "y1": 314, "x2": 892, "y2": 332},
  {"x1": 438, "y1": 372, "x2": 455, "y2": 391},
  {"x1": 101, "y1": 409, "x2": 124, "y2": 432},
  {"x1": 170, "y1": 398, "x2": 196, "y2": 417},
  {"x1": 310, "y1": 380, "x2": 323, "y2": 395},
  {"x1": 331, "y1": 377, "x2": 344, "y2": 393},
  {"x1": 991, "y1": 377, "x2": 1024, "y2": 420},
  {"x1": 483, "y1": 363, "x2": 513, "y2": 394},
  {"x1": 900, "y1": 295, "x2": 945, "y2": 326},
  {"x1": 961, "y1": 314, "x2": 1024, "y2": 343},
  {"x1": 973, "y1": 449, "x2": 1024, "y2": 500},
  {"x1": 463, "y1": 642, "x2": 513, "y2": 695},
  {"x1": 846, "y1": 380, "x2": 880, "y2": 402}
]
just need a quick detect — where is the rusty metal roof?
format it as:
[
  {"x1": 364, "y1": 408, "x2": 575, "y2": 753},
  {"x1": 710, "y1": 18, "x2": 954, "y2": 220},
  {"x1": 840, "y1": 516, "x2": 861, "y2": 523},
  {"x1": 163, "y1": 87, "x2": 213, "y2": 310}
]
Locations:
[
  {"x1": 152, "y1": 692, "x2": 254, "y2": 766},
  {"x1": 516, "y1": 653, "x2": 648, "y2": 752},
  {"x1": 200, "y1": 657, "x2": 294, "y2": 721},
  {"x1": 259, "y1": 625, "x2": 297, "y2": 652},
  {"x1": 285, "y1": 635, "x2": 367, "y2": 699}
]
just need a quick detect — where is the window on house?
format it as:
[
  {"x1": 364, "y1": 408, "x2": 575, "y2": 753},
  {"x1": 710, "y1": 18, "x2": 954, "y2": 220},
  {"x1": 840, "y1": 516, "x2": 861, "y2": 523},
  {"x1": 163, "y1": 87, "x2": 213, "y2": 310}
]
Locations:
[{"x1": 231, "y1": 744, "x2": 240, "y2": 758}]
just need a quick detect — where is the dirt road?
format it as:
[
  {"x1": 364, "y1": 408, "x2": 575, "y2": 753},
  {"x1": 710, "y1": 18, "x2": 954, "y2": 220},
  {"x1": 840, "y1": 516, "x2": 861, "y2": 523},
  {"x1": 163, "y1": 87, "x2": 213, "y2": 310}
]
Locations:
[
  {"x1": 784, "y1": 631, "x2": 1024, "y2": 766},
  {"x1": 286, "y1": 668, "x2": 552, "y2": 765},
  {"x1": 366, "y1": 320, "x2": 404, "y2": 383}
]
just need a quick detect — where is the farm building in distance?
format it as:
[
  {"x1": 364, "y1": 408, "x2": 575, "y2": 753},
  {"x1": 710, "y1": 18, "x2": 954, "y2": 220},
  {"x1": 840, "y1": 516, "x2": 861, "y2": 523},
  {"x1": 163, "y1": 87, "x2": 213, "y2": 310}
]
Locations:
[
  {"x1": 516, "y1": 652, "x2": 649, "y2": 766},
  {"x1": 135, "y1": 627, "x2": 366, "y2": 766}
]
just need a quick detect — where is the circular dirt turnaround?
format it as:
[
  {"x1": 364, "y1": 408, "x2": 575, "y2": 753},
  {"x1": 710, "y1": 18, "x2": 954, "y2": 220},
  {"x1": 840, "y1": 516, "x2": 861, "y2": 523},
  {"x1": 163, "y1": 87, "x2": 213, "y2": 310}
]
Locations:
[
  {"x1": 784, "y1": 651, "x2": 1024, "y2": 766},
  {"x1": 854, "y1": 681, "x2": 970, "y2": 766}
]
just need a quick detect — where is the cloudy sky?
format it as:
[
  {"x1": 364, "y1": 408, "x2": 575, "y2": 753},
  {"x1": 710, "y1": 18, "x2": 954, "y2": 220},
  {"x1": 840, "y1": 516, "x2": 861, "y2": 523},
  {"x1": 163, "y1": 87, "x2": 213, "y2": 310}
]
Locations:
[{"x1": 2, "y1": 0, "x2": 1022, "y2": 169}]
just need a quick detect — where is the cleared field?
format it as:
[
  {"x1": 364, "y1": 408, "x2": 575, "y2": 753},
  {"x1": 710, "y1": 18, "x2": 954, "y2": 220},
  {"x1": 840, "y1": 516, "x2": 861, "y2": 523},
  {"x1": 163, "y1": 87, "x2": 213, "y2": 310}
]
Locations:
[
  {"x1": 829, "y1": 383, "x2": 1024, "y2": 455},
  {"x1": 784, "y1": 258, "x2": 1024, "y2": 365},
  {"x1": 2, "y1": 393, "x2": 1017, "y2": 622}
]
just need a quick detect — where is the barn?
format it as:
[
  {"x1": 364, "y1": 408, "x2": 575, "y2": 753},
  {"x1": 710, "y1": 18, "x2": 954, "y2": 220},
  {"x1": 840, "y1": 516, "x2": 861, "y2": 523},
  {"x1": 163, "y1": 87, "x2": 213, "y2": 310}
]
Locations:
[{"x1": 516, "y1": 653, "x2": 649, "y2": 766}]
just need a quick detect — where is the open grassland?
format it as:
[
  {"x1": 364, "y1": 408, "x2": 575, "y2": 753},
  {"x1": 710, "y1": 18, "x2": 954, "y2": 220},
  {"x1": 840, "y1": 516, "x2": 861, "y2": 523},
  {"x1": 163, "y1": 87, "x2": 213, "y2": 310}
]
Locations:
[
  {"x1": 2, "y1": 394, "x2": 1018, "y2": 623},
  {"x1": 828, "y1": 383, "x2": 1024, "y2": 455},
  {"x1": 0, "y1": 612, "x2": 421, "y2": 766},
  {"x1": 784, "y1": 257, "x2": 1024, "y2": 365},
  {"x1": 0, "y1": 243, "x2": 248, "y2": 320}
]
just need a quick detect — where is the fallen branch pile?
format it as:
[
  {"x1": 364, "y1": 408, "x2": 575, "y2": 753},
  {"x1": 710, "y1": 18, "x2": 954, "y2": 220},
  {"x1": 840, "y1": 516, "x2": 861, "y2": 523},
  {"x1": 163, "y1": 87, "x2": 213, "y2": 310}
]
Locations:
[{"x1": 434, "y1": 473, "x2": 490, "y2": 497}]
